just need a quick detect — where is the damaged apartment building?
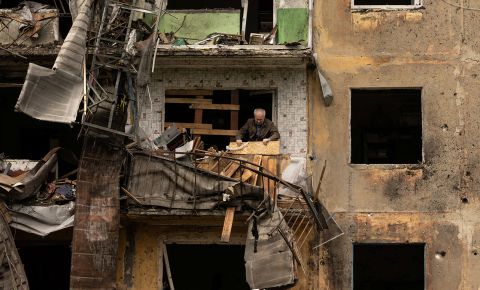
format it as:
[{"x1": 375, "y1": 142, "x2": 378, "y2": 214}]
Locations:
[{"x1": 0, "y1": 0, "x2": 479, "y2": 289}]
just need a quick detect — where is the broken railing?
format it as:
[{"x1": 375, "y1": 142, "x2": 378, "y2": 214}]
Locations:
[{"x1": 125, "y1": 149, "x2": 331, "y2": 270}]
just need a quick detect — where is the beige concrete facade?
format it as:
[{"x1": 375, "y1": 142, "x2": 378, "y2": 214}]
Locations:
[{"x1": 310, "y1": 0, "x2": 480, "y2": 289}]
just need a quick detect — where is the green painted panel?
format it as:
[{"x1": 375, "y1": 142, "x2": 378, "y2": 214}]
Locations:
[
  {"x1": 159, "y1": 11, "x2": 241, "y2": 42},
  {"x1": 276, "y1": 8, "x2": 308, "y2": 45}
]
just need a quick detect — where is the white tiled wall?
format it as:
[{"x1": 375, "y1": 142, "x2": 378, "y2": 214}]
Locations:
[{"x1": 139, "y1": 67, "x2": 307, "y2": 155}]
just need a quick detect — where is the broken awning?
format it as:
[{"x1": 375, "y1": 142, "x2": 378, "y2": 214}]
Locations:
[
  {"x1": 9, "y1": 202, "x2": 75, "y2": 236},
  {"x1": 126, "y1": 151, "x2": 265, "y2": 210}
]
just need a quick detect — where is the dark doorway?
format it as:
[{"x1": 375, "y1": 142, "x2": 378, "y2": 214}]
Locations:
[
  {"x1": 246, "y1": 0, "x2": 274, "y2": 39},
  {"x1": 17, "y1": 244, "x2": 71, "y2": 290},
  {"x1": 354, "y1": 0, "x2": 414, "y2": 5},
  {"x1": 353, "y1": 243, "x2": 425, "y2": 290},
  {"x1": 166, "y1": 244, "x2": 249, "y2": 290},
  {"x1": 350, "y1": 89, "x2": 422, "y2": 164}
]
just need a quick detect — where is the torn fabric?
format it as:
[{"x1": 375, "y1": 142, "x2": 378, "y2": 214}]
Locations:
[
  {"x1": 15, "y1": 0, "x2": 93, "y2": 123},
  {"x1": 9, "y1": 202, "x2": 75, "y2": 236}
]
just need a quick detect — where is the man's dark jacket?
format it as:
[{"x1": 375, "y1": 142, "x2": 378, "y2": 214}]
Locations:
[{"x1": 236, "y1": 118, "x2": 280, "y2": 141}]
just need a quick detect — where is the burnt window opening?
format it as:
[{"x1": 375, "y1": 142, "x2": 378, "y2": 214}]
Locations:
[
  {"x1": 164, "y1": 89, "x2": 273, "y2": 150},
  {"x1": 166, "y1": 244, "x2": 250, "y2": 290},
  {"x1": 353, "y1": 0, "x2": 420, "y2": 6},
  {"x1": 350, "y1": 89, "x2": 422, "y2": 164},
  {"x1": 353, "y1": 243, "x2": 425, "y2": 290},
  {"x1": 166, "y1": 0, "x2": 242, "y2": 9}
]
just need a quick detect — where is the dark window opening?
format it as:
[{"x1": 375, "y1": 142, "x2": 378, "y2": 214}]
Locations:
[
  {"x1": 16, "y1": 229, "x2": 72, "y2": 290},
  {"x1": 167, "y1": 0, "x2": 242, "y2": 10},
  {"x1": 350, "y1": 89, "x2": 422, "y2": 164},
  {"x1": 354, "y1": 0, "x2": 415, "y2": 5},
  {"x1": 353, "y1": 243, "x2": 425, "y2": 290},
  {"x1": 164, "y1": 89, "x2": 273, "y2": 150},
  {"x1": 166, "y1": 244, "x2": 249, "y2": 290},
  {"x1": 246, "y1": 0, "x2": 274, "y2": 39},
  {"x1": 0, "y1": 87, "x2": 81, "y2": 175}
]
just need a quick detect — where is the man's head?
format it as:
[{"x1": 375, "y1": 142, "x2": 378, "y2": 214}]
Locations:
[{"x1": 253, "y1": 108, "x2": 266, "y2": 125}]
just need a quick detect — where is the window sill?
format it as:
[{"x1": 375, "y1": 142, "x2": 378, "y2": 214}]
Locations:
[
  {"x1": 349, "y1": 163, "x2": 424, "y2": 170},
  {"x1": 351, "y1": 5, "x2": 424, "y2": 11}
]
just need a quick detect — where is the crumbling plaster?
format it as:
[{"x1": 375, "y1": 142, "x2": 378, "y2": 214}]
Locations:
[{"x1": 310, "y1": 0, "x2": 480, "y2": 289}]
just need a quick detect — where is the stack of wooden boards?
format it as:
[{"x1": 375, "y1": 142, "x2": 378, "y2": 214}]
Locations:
[{"x1": 194, "y1": 141, "x2": 288, "y2": 243}]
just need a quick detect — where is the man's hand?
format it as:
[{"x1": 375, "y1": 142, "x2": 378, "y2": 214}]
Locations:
[
  {"x1": 262, "y1": 138, "x2": 270, "y2": 145},
  {"x1": 236, "y1": 139, "x2": 243, "y2": 146}
]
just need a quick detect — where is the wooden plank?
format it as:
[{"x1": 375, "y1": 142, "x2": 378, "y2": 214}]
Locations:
[
  {"x1": 230, "y1": 90, "x2": 239, "y2": 130},
  {"x1": 165, "y1": 97, "x2": 212, "y2": 104},
  {"x1": 241, "y1": 155, "x2": 263, "y2": 182},
  {"x1": 164, "y1": 122, "x2": 212, "y2": 130},
  {"x1": 221, "y1": 207, "x2": 236, "y2": 243},
  {"x1": 251, "y1": 156, "x2": 263, "y2": 186},
  {"x1": 193, "y1": 96, "x2": 204, "y2": 138},
  {"x1": 191, "y1": 128, "x2": 238, "y2": 136},
  {"x1": 228, "y1": 141, "x2": 280, "y2": 155},
  {"x1": 190, "y1": 103, "x2": 240, "y2": 111},
  {"x1": 162, "y1": 244, "x2": 175, "y2": 290},
  {"x1": 166, "y1": 89, "x2": 213, "y2": 96},
  {"x1": 221, "y1": 161, "x2": 241, "y2": 177}
]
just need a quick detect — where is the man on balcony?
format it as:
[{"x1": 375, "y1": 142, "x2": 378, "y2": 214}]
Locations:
[{"x1": 236, "y1": 108, "x2": 280, "y2": 146}]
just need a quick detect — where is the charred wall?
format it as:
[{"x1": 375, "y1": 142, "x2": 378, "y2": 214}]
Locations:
[{"x1": 310, "y1": 0, "x2": 480, "y2": 289}]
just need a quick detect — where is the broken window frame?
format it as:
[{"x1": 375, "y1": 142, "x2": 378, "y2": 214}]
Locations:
[
  {"x1": 351, "y1": 0, "x2": 423, "y2": 10},
  {"x1": 160, "y1": 0, "x2": 278, "y2": 44},
  {"x1": 161, "y1": 88, "x2": 279, "y2": 148},
  {"x1": 348, "y1": 87, "x2": 424, "y2": 166}
]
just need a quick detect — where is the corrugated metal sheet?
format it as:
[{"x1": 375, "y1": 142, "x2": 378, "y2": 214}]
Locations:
[
  {"x1": 15, "y1": 0, "x2": 92, "y2": 123},
  {"x1": 15, "y1": 63, "x2": 83, "y2": 123},
  {"x1": 127, "y1": 152, "x2": 264, "y2": 210}
]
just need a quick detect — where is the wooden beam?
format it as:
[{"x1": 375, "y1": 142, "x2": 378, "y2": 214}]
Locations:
[
  {"x1": 0, "y1": 83, "x2": 22, "y2": 88},
  {"x1": 162, "y1": 244, "x2": 175, "y2": 290},
  {"x1": 165, "y1": 98, "x2": 212, "y2": 104},
  {"x1": 166, "y1": 89, "x2": 213, "y2": 96},
  {"x1": 221, "y1": 207, "x2": 236, "y2": 243},
  {"x1": 230, "y1": 90, "x2": 239, "y2": 131},
  {"x1": 190, "y1": 103, "x2": 240, "y2": 111},
  {"x1": 221, "y1": 161, "x2": 240, "y2": 177},
  {"x1": 164, "y1": 122, "x2": 212, "y2": 130},
  {"x1": 191, "y1": 128, "x2": 238, "y2": 136}
]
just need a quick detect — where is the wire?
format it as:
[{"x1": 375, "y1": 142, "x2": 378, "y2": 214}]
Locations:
[{"x1": 439, "y1": 0, "x2": 480, "y2": 11}]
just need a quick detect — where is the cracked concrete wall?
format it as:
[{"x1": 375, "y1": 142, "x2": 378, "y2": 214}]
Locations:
[{"x1": 310, "y1": 0, "x2": 480, "y2": 289}]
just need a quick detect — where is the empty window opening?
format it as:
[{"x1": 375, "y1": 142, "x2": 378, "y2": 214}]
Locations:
[
  {"x1": 164, "y1": 89, "x2": 273, "y2": 150},
  {"x1": 353, "y1": 244, "x2": 425, "y2": 290},
  {"x1": 350, "y1": 89, "x2": 422, "y2": 164},
  {"x1": 16, "y1": 228, "x2": 72, "y2": 290},
  {"x1": 0, "y1": 87, "x2": 81, "y2": 173},
  {"x1": 353, "y1": 0, "x2": 419, "y2": 6},
  {"x1": 166, "y1": 244, "x2": 249, "y2": 290},
  {"x1": 167, "y1": 0, "x2": 242, "y2": 10}
]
